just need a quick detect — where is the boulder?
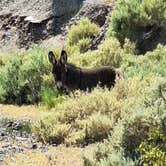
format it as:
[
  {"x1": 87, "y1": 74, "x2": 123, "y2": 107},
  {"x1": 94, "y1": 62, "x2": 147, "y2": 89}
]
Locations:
[{"x1": 0, "y1": 0, "x2": 83, "y2": 52}]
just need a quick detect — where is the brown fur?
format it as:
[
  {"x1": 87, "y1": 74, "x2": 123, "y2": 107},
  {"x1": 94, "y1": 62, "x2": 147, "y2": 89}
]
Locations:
[{"x1": 48, "y1": 50, "x2": 117, "y2": 92}]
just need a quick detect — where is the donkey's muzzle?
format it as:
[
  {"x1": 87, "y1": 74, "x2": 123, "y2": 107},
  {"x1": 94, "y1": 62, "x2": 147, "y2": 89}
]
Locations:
[
  {"x1": 56, "y1": 81, "x2": 68, "y2": 93},
  {"x1": 56, "y1": 81, "x2": 63, "y2": 89}
]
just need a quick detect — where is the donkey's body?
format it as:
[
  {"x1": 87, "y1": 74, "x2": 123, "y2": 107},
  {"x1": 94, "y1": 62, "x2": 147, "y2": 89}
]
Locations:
[
  {"x1": 65, "y1": 64, "x2": 116, "y2": 91},
  {"x1": 48, "y1": 50, "x2": 116, "y2": 92}
]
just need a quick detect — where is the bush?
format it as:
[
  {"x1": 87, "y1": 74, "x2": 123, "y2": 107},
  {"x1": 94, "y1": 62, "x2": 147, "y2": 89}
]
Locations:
[
  {"x1": 0, "y1": 46, "x2": 54, "y2": 104},
  {"x1": 138, "y1": 128, "x2": 166, "y2": 166},
  {"x1": 33, "y1": 75, "x2": 157, "y2": 146},
  {"x1": 121, "y1": 45, "x2": 166, "y2": 78},
  {"x1": 34, "y1": 88, "x2": 117, "y2": 145},
  {"x1": 0, "y1": 54, "x2": 7, "y2": 66},
  {"x1": 66, "y1": 17, "x2": 99, "y2": 53},
  {"x1": 0, "y1": 55, "x2": 23, "y2": 104},
  {"x1": 107, "y1": 0, "x2": 166, "y2": 54},
  {"x1": 86, "y1": 77, "x2": 166, "y2": 165},
  {"x1": 98, "y1": 151, "x2": 137, "y2": 166},
  {"x1": 69, "y1": 37, "x2": 130, "y2": 68},
  {"x1": 41, "y1": 87, "x2": 65, "y2": 109},
  {"x1": 95, "y1": 38, "x2": 124, "y2": 67},
  {"x1": 66, "y1": 113, "x2": 113, "y2": 145}
]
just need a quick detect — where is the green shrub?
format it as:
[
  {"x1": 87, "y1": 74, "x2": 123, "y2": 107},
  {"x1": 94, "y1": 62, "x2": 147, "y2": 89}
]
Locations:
[
  {"x1": 119, "y1": 76, "x2": 166, "y2": 156},
  {"x1": 138, "y1": 128, "x2": 166, "y2": 166},
  {"x1": 34, "y1": 88, "x2": 118, "y2": 145},
  {"x1": 107, "y1": 0, "x2": 166, "y2": 53},
  {"x1": 33, "y1": 118, "x2": 71, "y2": 144},
  {"x1": 77, "y1": 38, "x2": 92, "y2": 53},
  {"x1": 97, "y1": 151, "x2": 137, "y2": 166},
  {"x1": 121, "y1": 45, "x2": 166, "y2": 78},
  {"x1": 66, "y1": 17, "x2": 99, "y2": 53},
  {"x1": 66, "y1": 113, "x2": 113, "y2": 145},
  {"x1": 0, "y1": 55, "x2": 23, "y2": 104},
  {"x1": 70, "y1": 37, "x2": 127, "y2": 68},
  {"x1": 0, "y1": 46, "x2": 54, "y2": 104},
  {"x1": 0, "y1": 55, "x2": 6, "y2": 66},
  {"x1": 123, "y1": 38, "x2": 137, "y2": 55},
  {"x1": 95, "y1": 38, "x2": 124, "y2": 67},
  {"x1": 33, "y1": 87, "x2": 116, "y2": 145},
  {"x1": 41, "y1": 87, "x2": 65, "y2": 109},
  {"x1": 33, "y1": 75, "x2": 156, "y2": 146},
  {"x1": 86, "y1": 77, "x2": 166, "y2": 165}
]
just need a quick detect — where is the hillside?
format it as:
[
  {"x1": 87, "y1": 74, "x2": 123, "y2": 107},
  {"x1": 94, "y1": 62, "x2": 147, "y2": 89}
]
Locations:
[
  {"x1": 0, "y1": 0, "x2": 166, "y2": 165},
  {"x1": 0, "y1": 0, "x2": 109, "y2": 53}
]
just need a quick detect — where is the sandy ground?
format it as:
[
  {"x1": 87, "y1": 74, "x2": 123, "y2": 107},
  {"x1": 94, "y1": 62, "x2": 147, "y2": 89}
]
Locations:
[{"x1": 0, "y1": 104, "x2": 95, "y2": 166}]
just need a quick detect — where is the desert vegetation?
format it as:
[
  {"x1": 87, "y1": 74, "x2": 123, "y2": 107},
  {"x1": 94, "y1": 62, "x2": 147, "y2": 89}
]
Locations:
[{"x1": 0, "y1": 0, "x2": 166, "y2": 165}]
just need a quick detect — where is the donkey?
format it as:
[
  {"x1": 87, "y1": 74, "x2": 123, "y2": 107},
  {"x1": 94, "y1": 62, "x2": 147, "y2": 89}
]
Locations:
[{"x1": 48, "y1": 50, "x2": 117, "y2": 92}]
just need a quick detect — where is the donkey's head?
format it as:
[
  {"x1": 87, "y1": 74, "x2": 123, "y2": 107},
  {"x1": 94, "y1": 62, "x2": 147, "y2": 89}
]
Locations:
[{"x1": 48, "y1": 50, "x2": 68, "y2": 91}]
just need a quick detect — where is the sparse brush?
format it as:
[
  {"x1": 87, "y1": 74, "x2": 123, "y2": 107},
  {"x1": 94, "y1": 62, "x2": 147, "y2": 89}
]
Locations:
[
  {"x1": 33, "y1": 75, "x2": 159, "y2": 146},
  {"x1": 41, "y1": 87, "x2": 65, "y2": 108},
  {"x1": 66, "y1": 17, "x2": 99, "y2": 54},
  {"x1": 121, "y1": 44, "x2": 166, "y2": 78},
  {"x1": 107, "y1": 0, "x2": 166, "y2": 54},
  {"x1": 0, "y1": 46, "x2": 52, "y2": 104},
  {"x1": 86, "y1": 77, "x2": 166, "y2": 165},
  {"x1": 69, "y1": 37, "x2": 127, "y2": 68}
]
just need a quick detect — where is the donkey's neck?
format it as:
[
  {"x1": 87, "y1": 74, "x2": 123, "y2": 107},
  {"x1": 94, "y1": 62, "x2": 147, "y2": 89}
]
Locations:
[
  {"x1": 66, "y1": 63, "x2": 81, "y2": 72},
  {"x1": 65, "y1": 63, "x2": 81, "y2": 89}
]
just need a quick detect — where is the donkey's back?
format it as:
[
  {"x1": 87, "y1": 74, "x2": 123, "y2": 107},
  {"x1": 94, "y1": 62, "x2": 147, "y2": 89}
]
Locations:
[{"x1": 80, "y1": 66, "x2": 116, "y2": 90}]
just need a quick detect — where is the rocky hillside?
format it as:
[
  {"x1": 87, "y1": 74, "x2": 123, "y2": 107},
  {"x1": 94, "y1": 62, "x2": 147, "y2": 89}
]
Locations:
[
  {"x1": 0, "y1": 0, "x2": 166, "y2": 165},
  {"x1": 0, "y1": 0, "x2": 111, "y2": 53}
]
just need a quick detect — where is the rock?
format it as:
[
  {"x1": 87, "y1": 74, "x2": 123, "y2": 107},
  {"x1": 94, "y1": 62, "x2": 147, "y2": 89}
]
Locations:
[
  {"x1": 31, "y1": 144, "x2": 38, "y2": 149},
  {"x1": 76, "y1": 0, "x2": 111, "y2": 26},
  {"x1": 52, "y1": 0, "x2": 83, "y2": 17},
  {"x1": 0, "y1": 0, "x2": 83, "y2": 20},
  {"x1": 1, "y1": 144, "x2": 10, "y2": 149},
  {"x1": 0, "y1": 118, "x2": 48, "y2": 162},
  {"x1": 15, "y1": 137, "x2": 28, "y2": 142},
  {"x1": 0, "y1": 0, "x2": 114, "y2": 53},
  {"x1": 0, "y1": 133, "x2": 5, "y2": 137},
  {"x1": 0, "y1": 0, "x2": 84, "y2": 52},
  {"x1": 63, "y1": 0, "x2": 112, "y2": 34},
  {"x1": 6, "y1": 121, "x2": 13, "y2": 128}
]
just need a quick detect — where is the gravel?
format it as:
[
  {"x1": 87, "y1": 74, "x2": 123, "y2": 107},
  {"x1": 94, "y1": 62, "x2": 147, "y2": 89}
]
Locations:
[{"x1": 0, "y1": 118, "x2": 48, "y2": 162}]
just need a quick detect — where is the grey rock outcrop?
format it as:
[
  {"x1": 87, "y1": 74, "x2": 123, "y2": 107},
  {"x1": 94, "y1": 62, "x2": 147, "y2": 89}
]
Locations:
[
  {"x1": 0, "y1": 0, "x2": 83, "y2": 52},
  {"x1": 0, "y1": 0, "x2": 113, "y2": 53},
  {"x1": 0, "y1": 0, "x2": 83, "y2": 20}
]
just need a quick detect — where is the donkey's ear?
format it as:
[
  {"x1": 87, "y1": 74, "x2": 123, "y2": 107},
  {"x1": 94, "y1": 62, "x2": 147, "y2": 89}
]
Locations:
[
  {"x1": 48, "y1": 51, "x2": 57, "y2": 64},
  {"x1": 60, "y1": 50, "x2": 68, "y2": 64}
]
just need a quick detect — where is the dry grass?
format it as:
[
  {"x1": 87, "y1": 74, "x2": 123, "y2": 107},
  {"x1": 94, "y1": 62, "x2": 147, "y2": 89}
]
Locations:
[
  {"x1": 102, "y1": 0, "x2": 114, "y2": 4},
  {"x1": 3, "y1": 144, "x2": 95, "y2": 166},
  {"x1": 0, "y1": 104, "x2": 95, "y2": 166},
  {"x1": 3, "y1": 152, "x2": 49, "y2": 166},
  {"x1": 33, "y1": 76, "x2": 156, "y2": 145},
  {"x1": 0, "y1": 104, "x2": 49, "y2": 121}
]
